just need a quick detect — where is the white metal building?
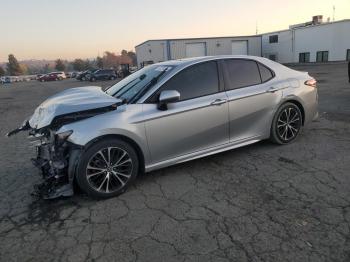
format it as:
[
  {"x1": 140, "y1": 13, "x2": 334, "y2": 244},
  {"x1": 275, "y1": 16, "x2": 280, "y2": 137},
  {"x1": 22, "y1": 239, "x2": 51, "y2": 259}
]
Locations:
[
  {"x1": 135, "y1": 17, "x2": 350, "y2": 67},
  {"x1": 135, "y1": 36, "x2": 262, "y2": 68},
  {"x1": 262, "y1": 19, "x2": 350, "y2": 63}
]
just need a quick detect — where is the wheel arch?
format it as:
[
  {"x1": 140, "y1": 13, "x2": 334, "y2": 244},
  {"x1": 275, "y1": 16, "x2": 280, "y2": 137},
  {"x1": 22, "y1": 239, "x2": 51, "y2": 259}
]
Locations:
[
  {"x1": 283, "y1": 99, "x2": 305, "y2": 125},
  {"x1": 83, "y1": 134, "x2": 146, "y2": 174}
]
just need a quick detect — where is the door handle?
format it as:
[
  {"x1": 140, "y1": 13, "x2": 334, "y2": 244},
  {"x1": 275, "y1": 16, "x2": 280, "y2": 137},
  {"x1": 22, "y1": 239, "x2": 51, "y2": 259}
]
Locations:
[
  {"x1": 266, "y1": 87, "x2": 280, "y2": 93},
  {"x1": 211, "y1": 99, "x2": 227, "y2": 106}
]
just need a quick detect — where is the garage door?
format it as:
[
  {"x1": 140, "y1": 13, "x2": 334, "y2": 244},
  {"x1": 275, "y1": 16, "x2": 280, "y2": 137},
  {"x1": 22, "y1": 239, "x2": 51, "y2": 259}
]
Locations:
[
  {"x1": 185, "y1": 43, "x2": 206, "y2": 58},
  {"x1": 231, "y1": 41, "x2": 248, "y2": 55}
]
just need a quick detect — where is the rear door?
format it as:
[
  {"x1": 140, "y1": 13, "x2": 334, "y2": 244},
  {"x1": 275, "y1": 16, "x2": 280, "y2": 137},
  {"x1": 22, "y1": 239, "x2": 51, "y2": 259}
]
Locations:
[
  {"x1": 223, "y1": 59, "x2": 282, "y2": 141},
  {"x1": 142, "y1": 61, "x2": 229, "y2": 163}
]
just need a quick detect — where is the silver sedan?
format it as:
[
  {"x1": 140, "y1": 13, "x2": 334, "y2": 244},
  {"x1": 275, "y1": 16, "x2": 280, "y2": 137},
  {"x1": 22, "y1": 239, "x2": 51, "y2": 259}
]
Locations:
[{"x1": 8, "y1": 55, "x2": 318, "y2": 199}]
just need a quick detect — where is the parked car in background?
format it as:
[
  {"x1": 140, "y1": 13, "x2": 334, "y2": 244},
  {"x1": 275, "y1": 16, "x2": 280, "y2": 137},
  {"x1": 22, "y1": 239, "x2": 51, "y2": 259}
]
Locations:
[
  {"x1": 76, "y1": 70, "x2": 98, "y2": 81},
  {"x1": 36, "y1": 74, "x2": 45, "y2": 80},
  {"x1": 51, "y1": 72, "x2": 66, "y2": 80},
  {"x1": 65, "y1": 72, "x2": 73, "y2": 78},
  {"x1": 71, "y1": 71, "x2": 80, "y2": 78},
  {"x1": 38, "y1": 73, "x2": 60, "y2": 82},
  {"x1": 7, "y1": 55, "x2": 318, "y2": 199},
  {"x1": 1, "y1": 76, "x2": 15, "y2": 84},
  {"x1": 88, "y1": 69, "x2": 117, "y2": 81}
]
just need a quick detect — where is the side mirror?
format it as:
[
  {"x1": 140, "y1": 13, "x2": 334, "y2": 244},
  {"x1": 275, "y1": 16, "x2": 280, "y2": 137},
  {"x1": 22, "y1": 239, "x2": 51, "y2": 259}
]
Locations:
[{"x1": 158, "y1": 90, "x2": 180, "y2": 110}]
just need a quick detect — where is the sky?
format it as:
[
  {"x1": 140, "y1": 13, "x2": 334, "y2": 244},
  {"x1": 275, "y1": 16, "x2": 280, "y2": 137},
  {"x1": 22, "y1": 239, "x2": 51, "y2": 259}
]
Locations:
[{"x1": 1, "y1": 0, "x2": 349, "y2": 62}]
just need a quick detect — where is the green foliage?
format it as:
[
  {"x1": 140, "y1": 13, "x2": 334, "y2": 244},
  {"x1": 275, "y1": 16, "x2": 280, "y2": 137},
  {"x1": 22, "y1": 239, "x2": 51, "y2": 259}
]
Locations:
[
  {"x1": 7, "y1": 54, "x2": 23, "y2": 76},
  {"x1": 0, "y1": 66, "x2": 5, "y2": 76},
  {"x1": 71, "y1": 59, "x2": 92, "y2": 71},
  {"x1": 55, "y1": 59, "x2": 66, "y2": 71}
]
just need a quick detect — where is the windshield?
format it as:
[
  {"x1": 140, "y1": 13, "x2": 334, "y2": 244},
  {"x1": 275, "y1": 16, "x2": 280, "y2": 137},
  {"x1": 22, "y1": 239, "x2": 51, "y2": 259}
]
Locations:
[{"x1": 105, "y1": 64, "x2": 174, "y2": 102}]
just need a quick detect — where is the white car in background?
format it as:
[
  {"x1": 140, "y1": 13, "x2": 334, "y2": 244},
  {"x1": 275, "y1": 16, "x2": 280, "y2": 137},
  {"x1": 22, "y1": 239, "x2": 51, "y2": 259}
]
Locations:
[{"x1": 52, "y1": 72, "x2": 67, "y2": 80}]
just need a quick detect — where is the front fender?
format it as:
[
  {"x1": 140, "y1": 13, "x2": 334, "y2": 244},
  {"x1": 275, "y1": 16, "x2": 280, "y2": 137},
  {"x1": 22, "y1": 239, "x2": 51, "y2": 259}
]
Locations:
[{"x1": 57, "y1": 108, "x2": 151, "y2": 165}]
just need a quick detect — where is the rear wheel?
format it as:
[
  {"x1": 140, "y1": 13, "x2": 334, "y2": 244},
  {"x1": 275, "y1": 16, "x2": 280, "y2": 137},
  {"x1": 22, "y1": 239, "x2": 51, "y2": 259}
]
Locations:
[
  {"x1": 76, "y1": 138, "x2": 139, "y2": 199},
  {"x1": 270, "y1": 102, "x2": 302, "y2": 144}
]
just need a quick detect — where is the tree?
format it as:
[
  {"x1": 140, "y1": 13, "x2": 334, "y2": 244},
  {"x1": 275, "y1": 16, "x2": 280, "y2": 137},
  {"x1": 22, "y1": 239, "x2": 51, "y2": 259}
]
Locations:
[
  {"x1": 0, "y1": 66, "x2": 5, "y2": 76},
  {"x1": 121, "y1": 50, "x2": 128, "y2": 56},
  {"x1": 55, "y1": 59, "x2": 66, "y2": 71},
  {"x1": 96, "y1": 56, "x2": 103, "y2": 69},
  {"x1": 127, "y1": 51, "x2": 137, "y2": 66},
  {"x1": 102, "y1": 51, "x2": 119, "y2": 69},
  {"x1": 43, "y1": 63, "x2": 50, "y2": 73},
  {"x1": 19, "y1": 64, "x2": 28, "y2": 75},
  {"x1": 7, "y1": 54, "x2": 23, "y2": 76},
  {"x1": 71, "y1": 59, "x2": 86, "y2": 71}
]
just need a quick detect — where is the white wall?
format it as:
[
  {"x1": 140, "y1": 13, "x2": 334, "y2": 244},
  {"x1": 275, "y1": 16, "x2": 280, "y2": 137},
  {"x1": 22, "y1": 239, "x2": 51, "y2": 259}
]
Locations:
[
  {"x1": 262, "y1": 20, "x2": 350, "y2": 63},
  {"x1": 262, "y1": 30, "x2": 294, "y2": 63},
  {"x1": 169, "y1": 36, "x2": 261, "y2": 59},
  {"x1": 294, "y1": 20, "x2": 350, "y2": 62},
  {"x1": 136, "y1": 36, "x2": 261, "y2": 67},
  {"x1": 135, "y1": 40, "x2": 167, "y2": 68}
]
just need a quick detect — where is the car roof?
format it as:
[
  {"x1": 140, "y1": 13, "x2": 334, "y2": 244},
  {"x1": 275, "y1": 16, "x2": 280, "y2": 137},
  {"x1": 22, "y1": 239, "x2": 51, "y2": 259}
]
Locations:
[{"x1": 156, "y1": 55, "x2": 274, "y2": 68}]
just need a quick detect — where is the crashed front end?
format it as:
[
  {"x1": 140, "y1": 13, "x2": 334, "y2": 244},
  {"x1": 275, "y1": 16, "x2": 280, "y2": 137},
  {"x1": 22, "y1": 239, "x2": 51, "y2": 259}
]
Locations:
[
  {"x1": 29, "y1": 126, "x2": 78, "y2": 199},
  {"x1": 7, "y1": 104, "x2": 118, "y2": 199}
]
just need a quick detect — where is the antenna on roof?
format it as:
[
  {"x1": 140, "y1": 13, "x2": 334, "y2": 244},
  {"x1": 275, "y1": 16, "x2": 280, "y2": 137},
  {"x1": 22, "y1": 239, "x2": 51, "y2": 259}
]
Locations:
[{"x1": 333, "y1": 5, "x2": 335, "y2": 21}]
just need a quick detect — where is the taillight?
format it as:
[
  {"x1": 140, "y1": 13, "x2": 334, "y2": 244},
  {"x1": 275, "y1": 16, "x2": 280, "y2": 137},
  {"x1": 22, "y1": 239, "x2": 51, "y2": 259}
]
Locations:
[{"x1": 305, "y1": 78, "x2": 317, "y2": 88}]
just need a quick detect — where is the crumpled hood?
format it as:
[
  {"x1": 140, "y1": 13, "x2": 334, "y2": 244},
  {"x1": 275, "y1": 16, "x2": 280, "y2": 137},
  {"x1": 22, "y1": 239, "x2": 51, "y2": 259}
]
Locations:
[{"x1": 29, "y1": 86, "x2": 121, "y2": 129}]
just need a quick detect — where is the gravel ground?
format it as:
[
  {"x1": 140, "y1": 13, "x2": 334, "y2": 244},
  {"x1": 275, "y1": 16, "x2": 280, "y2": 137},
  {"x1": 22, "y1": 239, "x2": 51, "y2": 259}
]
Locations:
[{"x1": 0, "y1": 63, "x2": 350, "y2": 262}]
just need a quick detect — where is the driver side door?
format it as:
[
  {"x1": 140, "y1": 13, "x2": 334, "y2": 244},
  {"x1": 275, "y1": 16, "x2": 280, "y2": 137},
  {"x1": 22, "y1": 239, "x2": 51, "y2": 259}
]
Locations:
[{"x1": 142, "y1": 61, "x2": 230, "y2": 164}]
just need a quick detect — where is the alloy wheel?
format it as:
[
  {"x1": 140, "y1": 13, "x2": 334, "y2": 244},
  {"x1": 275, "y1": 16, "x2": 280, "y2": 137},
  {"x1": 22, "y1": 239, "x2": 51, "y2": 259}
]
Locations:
[
  {"x1": 86, "y1": 147, "x2": 133, "y2": 193},
  {"x1": 276, "y1": 106, "x2": 302, "y2": 142}
]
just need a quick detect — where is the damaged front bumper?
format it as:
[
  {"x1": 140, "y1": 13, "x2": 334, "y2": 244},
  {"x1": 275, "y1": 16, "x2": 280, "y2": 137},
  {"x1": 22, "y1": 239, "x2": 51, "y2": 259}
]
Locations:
[{"x1": 9, "y1": 123, "x2": 82, "y2": 199}]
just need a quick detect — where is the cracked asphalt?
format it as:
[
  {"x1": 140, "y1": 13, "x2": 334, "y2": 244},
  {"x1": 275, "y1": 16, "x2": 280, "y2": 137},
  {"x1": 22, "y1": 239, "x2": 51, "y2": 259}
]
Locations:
[{"x1": 1, "y1": 63, "x2": 350, "y2": 262}]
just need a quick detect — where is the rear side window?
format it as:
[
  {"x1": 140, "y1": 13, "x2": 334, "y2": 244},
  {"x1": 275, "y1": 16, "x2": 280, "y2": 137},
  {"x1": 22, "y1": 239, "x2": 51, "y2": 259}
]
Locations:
[
  {"x1": 152, "y1": 61, "x2": 219, "y2": 102},
  {"x1": 258, "y1": 63, "x2": 274, "y2": 82},
  {"x1": 224, "y1": 59, "x2": 261, "y2": 90}
]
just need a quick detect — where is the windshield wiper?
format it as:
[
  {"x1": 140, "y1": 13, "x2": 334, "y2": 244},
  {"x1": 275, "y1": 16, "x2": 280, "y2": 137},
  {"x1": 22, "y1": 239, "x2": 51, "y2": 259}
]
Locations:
[
  {"x1": 129, "y1": 69, "x2": 168, "y2": 104},
  {"x1": 111, "y1": 74, "x2": 146, "y2": 99}
]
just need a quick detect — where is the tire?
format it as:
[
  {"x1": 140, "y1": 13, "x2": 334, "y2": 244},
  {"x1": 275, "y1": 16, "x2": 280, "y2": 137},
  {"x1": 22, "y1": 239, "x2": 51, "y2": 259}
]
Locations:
[
  {"x1": 270, "y1": 102, "x2": 303, "y2": 145},
  {"x1": 90, "y1": 77, "x2": 96, "y2": 82},
  {"x1": 110, "y1": 76, "x2": 115, "y2": 80},
  {"x1": 82, "y1": 77, "x2": 86, "y2": 81},
  {"x1": 76, "y1": 138, "x2": 139, "y2": 199}
]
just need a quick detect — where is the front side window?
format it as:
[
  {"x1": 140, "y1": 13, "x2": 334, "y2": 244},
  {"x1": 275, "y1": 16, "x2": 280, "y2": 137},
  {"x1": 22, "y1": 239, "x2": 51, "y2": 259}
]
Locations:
[
  {"x1": 224, "y1": 59, "x2": 261, "y2": 90},
  {"x1": 299, "y1": 52, "x2": 310, "y2": 63},
  {"x1": 316, "y1": 51, "x2": 329, "y2": 62},
  {"x1": 149, "y1": 61, "x2": 219, "y2": 102}
]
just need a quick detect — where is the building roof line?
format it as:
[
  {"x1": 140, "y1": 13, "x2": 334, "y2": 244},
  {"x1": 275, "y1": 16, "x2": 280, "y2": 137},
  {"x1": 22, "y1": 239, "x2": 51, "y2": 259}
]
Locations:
[
  {"x1": 135, "y1": 35, "x2": 262, "y2": 48},
  {"x1": 135, "y1": 18, "x2": 350, "y2": 48}
]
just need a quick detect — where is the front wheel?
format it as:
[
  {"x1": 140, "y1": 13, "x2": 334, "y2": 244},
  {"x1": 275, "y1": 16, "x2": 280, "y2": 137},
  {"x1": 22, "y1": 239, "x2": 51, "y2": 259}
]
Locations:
[
  {"x1": 270, "y1": 102, "x2": 302, "y2": 144},
  {"x1": 76, "y1": 138, "x2": 139, "y2": 199}
]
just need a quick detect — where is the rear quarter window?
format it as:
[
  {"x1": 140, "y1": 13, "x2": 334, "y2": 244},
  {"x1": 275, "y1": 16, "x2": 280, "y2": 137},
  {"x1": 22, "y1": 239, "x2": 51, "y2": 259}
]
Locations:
[{"x1": 258, "y1": 63, "x2": 274, "y2": 82}]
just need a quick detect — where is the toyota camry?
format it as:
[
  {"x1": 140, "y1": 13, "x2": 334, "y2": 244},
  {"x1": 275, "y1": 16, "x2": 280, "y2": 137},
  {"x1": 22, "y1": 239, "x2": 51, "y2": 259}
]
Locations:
[{"x1": 7, "y1": 56, "x2": 318, "y2": 199}]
